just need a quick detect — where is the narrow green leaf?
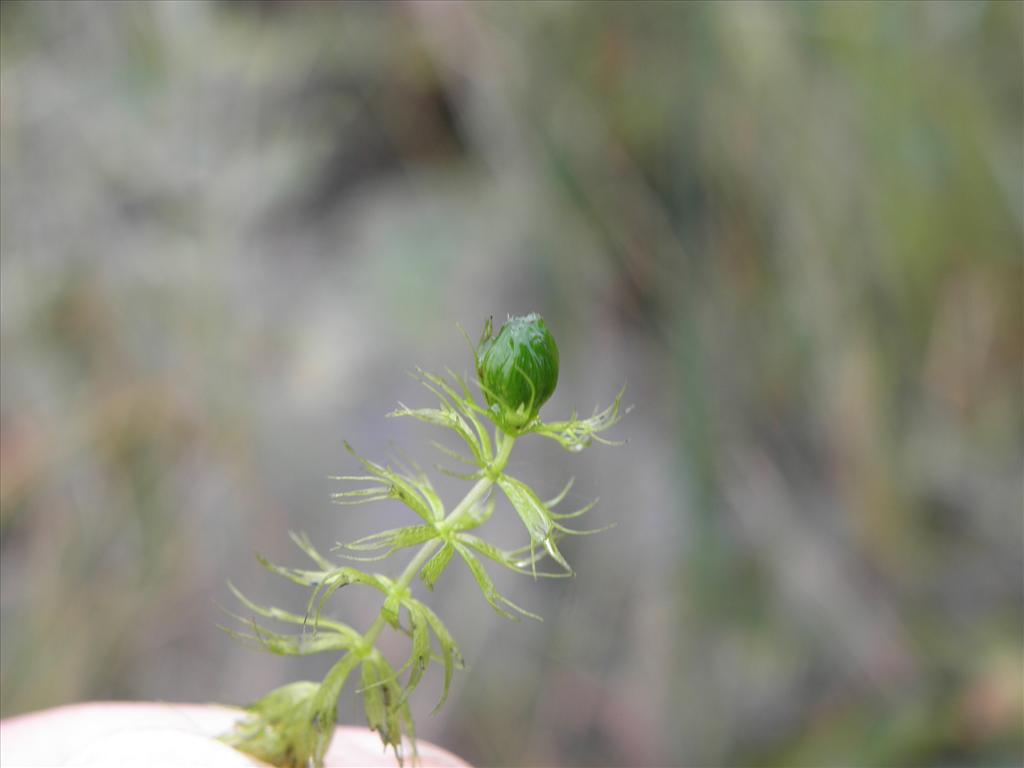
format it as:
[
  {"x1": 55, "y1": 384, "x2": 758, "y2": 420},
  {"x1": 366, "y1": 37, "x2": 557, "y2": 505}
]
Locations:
[
  {"x1": 390, "y1": 451, "x2": 447, "y2": 521},
  {"x1": 496, "y1": 475, "x2": 549, "y2": 542},
  {"x1": 529, "y1": 385, "x2": 629, "y2": 451},
  {"x1": 452, "y1": 542, "x2": 542, "y2": 621},
  {"x1": 430, "y1": 440, "x2": 477, "y2": 467},
  {"x1": 309, "y1": 568, "x2": 387, "y2": 630},
  {"x1": 551, "y1": 518, "x2": 617, "y2": 535},
  {"x1": 404, "y1": 605, "x2": 432, "y2": 697},
  {"x1": 388, "y1": 405, "x2": 481, "y2": 467},
  {"x1": 228, "y1": 582, "x2": 322, "y2": 630},
  {"x1": 545, "y1": 477, "x2": 575, "y2": 508},
  {"x1": 416, "y1": 601, "x2": 465, "y2": 711},
  {"x1": 418, "y1": 368, "x2": 494, "y2": 456},
  {"x1": 219, "y1": 621, "x2": 356, "y2": 657},
  {"x1": 435, "y1": 465, "x2": 482, "y2": 482},
  {"x1": 444, "y1": 368, "x2": 494, "y2": 460},
  {"x1": 457, "y1": 533, "x2": 570, "y2": 578},
  {"x1": 341, "y1": 525, "x2": 438, "y2": 554},
  {"x1": 388, "y1": 404, "x2": 458, "y2": 430},
  {"x1": 288, "y1": 531, "x2": 335, "y2": 570},
  {"x1": 360, "y1": 655, "x2": 414, "y2": 765},
  {"x1": 223, "y1": 585, "x2": 363, "y2": 649},
  {"x1": 256, "y1": 557, "x2": 384, "y2": 595},
  {"x1": 496, "y1": 474, "x2": 573, "y2": 574},
  {"x1": 549, "y1": 497, "x2": 599, "y2": 521},
  {"x1": 504, "y1": 538, "x2": 576, "y2": 574},
  {"x1": 541, "y1": 537, "x2": 572, "y2": 575},
  {"x1": 331, "y1": 486, "x2": 391, "y2": 502},
  {"x1": 343, "y1": 442, "x2": 435, "y2": 523},
  {"x1": 419, "y1": 542, "x2": 455, "y2": 590},
  {"x1": 389, "y1": 376, "x2": 485, "y2": 466},
  {"x1": 361, "y1": 661, "x2": 387, "y2": 738},
  {"x1": 254, "y1": 556, "x2": 323, "y2": 588},
  {"x1": 411, "y1": 472, "x2": 445, "y2": 521}
]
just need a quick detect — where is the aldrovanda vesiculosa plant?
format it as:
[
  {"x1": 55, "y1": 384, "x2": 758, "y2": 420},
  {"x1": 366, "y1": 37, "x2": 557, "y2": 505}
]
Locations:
[{"x1": 220, "y1": 314, "x2": 627, "y2": 767}]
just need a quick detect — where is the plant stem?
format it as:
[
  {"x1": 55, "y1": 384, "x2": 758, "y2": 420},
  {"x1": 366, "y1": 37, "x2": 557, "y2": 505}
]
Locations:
[
  {"x1": 361, "y1": 429, "x2": 516, "y2": 648},
  {"x1": 316, "y1": 431, "x2": 517, "y2": 712}
]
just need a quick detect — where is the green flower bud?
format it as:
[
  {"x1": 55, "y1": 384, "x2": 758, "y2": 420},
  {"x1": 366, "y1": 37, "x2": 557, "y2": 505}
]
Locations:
[{"x1": 476, "y1": 313, "x2": 559, "y2": 428}]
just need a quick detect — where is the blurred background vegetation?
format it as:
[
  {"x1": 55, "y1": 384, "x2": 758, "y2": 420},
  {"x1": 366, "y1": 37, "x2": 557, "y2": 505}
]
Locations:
[{"x1": 1, "y1": 1, "x2": 1021, "y2": 766}]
